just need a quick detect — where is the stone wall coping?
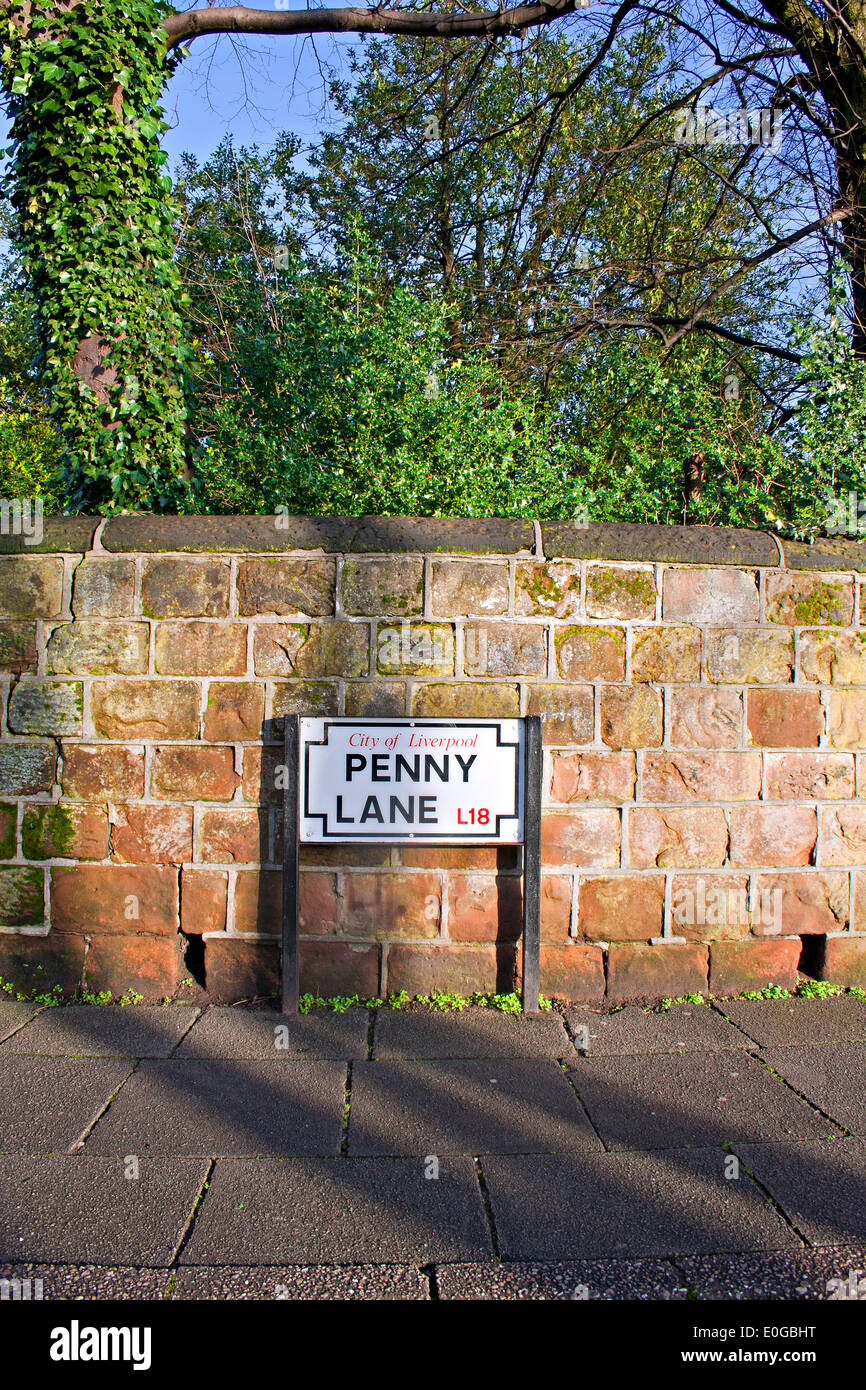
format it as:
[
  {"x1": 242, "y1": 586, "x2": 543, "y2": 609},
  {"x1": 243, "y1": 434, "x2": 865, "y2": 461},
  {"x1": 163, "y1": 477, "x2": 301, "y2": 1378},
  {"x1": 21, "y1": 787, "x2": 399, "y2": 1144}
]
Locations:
[{"x1": 1, "y1": 514, "x2": 864, "y2": 569}]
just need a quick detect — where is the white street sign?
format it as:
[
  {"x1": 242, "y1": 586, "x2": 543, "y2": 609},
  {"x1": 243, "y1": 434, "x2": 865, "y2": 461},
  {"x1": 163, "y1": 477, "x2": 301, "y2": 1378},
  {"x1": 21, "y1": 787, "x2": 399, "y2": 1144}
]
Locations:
[{"x1": 300, "y1": 718, "x2": 524, "y2": 843}]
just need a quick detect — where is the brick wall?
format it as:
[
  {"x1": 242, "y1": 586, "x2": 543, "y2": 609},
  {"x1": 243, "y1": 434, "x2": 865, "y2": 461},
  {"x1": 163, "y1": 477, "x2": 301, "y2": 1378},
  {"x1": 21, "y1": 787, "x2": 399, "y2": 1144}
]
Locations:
[{"x1": 1, "y1": 514, "x2": 866, "y2": 1004}]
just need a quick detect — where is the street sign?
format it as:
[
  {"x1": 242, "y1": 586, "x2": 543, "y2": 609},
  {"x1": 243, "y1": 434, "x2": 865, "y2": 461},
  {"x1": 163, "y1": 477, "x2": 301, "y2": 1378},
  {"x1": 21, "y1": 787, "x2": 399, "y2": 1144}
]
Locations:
[{"x1": 299, "y1": 718, "x2": 523, "y2": 843}]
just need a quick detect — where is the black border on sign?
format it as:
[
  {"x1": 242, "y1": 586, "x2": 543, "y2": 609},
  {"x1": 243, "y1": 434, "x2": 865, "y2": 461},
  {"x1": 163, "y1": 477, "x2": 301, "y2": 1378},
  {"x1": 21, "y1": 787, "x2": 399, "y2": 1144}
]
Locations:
[{"x1": 301, "y1": 718, "x2": 522, "y2": 841}]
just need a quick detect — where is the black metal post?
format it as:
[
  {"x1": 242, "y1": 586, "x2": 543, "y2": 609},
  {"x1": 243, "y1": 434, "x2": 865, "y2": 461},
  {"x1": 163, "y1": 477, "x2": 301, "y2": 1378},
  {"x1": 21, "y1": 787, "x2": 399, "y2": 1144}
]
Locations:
[
  {"x1": 281, "y1": 714, "x2": 300, "y2": 1014},
  {"x1": 522, "y1": 714, "x2": 542, "y2": 1014}
]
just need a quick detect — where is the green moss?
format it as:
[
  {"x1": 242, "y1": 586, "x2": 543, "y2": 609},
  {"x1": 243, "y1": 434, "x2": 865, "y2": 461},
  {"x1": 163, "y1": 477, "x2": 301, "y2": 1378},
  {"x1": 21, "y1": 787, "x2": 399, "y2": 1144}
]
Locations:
[
  {"x1": 555, "y1": 624, "x2": 624, "y2": 651},
  {"x1": 790, "y1": 584, "x2": 847, "y2": 626},
  {"x1": 22, "y1": 803, "x2": 77, "y2": 860},
  {"x1": 0, "y1": 804, "x2": 15, "y2": 858}
]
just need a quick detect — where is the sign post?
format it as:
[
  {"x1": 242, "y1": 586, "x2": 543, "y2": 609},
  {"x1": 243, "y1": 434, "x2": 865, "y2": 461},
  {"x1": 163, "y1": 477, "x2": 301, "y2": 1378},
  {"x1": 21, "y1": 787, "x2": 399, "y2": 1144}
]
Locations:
[{"x1": 281, "y1": 715, "x2": 542, "y2": 1014}]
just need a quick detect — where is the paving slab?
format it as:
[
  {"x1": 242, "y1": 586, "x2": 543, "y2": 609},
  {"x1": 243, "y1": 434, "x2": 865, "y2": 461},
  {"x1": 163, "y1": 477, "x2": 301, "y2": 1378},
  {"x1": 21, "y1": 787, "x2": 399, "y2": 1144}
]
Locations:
[
  {"x1": 84, "y1": 1060, "x2": 347, "y2": 1157},
  {"x1": 0, "y1": 1003, "x2": 39, "y2": 1044},
  {"x1": 736, "y1": 1139, "x2": 866, "y2": 1246},
  {"x1": 676, "y1": 1246, "x2": 866, "y2": 1300},
  {"x1": 372, "y1": 1008, "x2": 570, "y2": 1059},
  {"x1": 568, "y1": 1051, "x2": 830, "y2": 1150},
  {"x1": 482, "y1": 1148, "x2": 801, "y2": 1261},
  {"x1": 179, "y1": 1156, "x2": 492, "y2": 1265},
  {"x1": 0, "y1": 1057, "x2": 132, "y2": 1153},
  {"x1": 348, "y1": 1059, "x2": 597, "y2": 1155},
  {"x1": 0, "y1": 1156, "x2": 208, "y2": 1265},
  {"x1": 436, "y1": 1258, "x2": 687, "y2": 1300},
  {"x1": 0, "y1": 1263, "x2": 172, "y2": 1300},
  {"x1": 171, "y1": 1264, "x2": 429, "y2": 1299},
  {"x1": 176, "y1": 1006, "x2": 367, "y2": 1060},
  {"x1": 759, "y1": 1043, "x2": 866, "y2": 1133},
  {"x1": 565, "y1": 1005, "x2": 748, "y2": 1056},
  {"x1": 2, "y1": 1005, "x2": 199, "y2": 1057},
  {"x1": 717, "y1": 996, "x2": 866, "y2": 1048}
]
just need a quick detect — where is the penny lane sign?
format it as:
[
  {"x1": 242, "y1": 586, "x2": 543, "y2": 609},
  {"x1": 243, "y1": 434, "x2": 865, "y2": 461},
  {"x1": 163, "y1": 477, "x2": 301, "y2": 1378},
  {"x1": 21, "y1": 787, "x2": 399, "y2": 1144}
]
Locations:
[{"x1": 281, "y1": 716, "x2": 542, "y2": 1015}]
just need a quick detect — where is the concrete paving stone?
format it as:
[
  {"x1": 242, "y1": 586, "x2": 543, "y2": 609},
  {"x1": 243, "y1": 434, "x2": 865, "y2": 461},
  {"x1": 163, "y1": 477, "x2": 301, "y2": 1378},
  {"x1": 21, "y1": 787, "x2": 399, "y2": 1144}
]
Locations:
[
  {"x1": 372, "y1": 1008, "x2": 570, "y2": 1059},
  {"x1": 179, "y1": 1156, "x2": 492, "y2": 1265},
  {"x1": 716, "y1": 996, "x2": 866, "y2": 1048},
  {"x1": 2, "y1": 1005, "x2": 199, "y2": 1057},
  {"x1": 348, "y1": 1059, "x2": 597, "y2": 1155},
  {"x1": 171, "y1": 1264, "x2": 430, "y2": 1299},
  {"x1": 736, "y1": 1138, "x2": 866, "y2": 1246},
  {"x1": 0, "y1": 1263, "x2": 172, "y2": 1300},
  {"x1": 482, "y1": 1148, "x2": 801, "y2": 1261},
  {"x1": 676, "y1": 1245, "x2": 866, "y2": 1300},
  {"x1": 0, "y1": 1057, "x2": 132, "y2": 1153},
  {"x1": 565, "y1": 1004, "x2": 748, "y2": 1056},
  {"x1": 758, "y1": 1043, "x2": 866, "y2": 1133},
  {"x1": 176, "y1": 1006, "x2": 368, "y2": 1060},
  {"x1": 436, "y1": 1258, "x2": 688, "y2": 1300},
  {"x1": 0, "y1": 1003, "x2": 38, "y2": 1043},
  {"x1": 568, "y1": 1051, "x2": 830, "y2": 1150},
  {"x1": 0, "y1": 1156, "x2": 208, "y2": 1265},
  {"x1": 84, "y1": 1060, "x2": 347, "y2": 1157}
]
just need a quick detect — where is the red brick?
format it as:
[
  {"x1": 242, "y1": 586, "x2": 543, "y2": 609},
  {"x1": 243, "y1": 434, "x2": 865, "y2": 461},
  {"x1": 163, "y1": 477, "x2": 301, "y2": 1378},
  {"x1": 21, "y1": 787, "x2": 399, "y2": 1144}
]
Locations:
[
  {"x1": 22, "y1": 804, "x2": 110, "y2": 861},
  {"x1": 386, "y1": 943, "x2": 515, "y2": 997},
  {"x1": 0, "y1": 931, "x2": 84, "y2": 994},
  {"x1": 632, "y1": 627, "x2": 701, "y2": 682},
  {"x1": 342, "y1": 872, "x2": 440, "y2": 939},
  {"x1": 525, "y1": 685, "x2": 594, "y2": 745},
  {"x1": 579, "y1": 876, "x2": 665, "y2": 941},
  {"x1": 399, "y1": 846, "x2": 518, "y2": 870},
  {"x1": 91, "y1": 680, "x2": 201, "y2": 740},
  {"x1": 585, "y1": 565, "x2": 656, "y2": 619},
  {"x1": 753, "y1": 872, "x2": 848, "y2": 934},
  {"x1": 299, "y1": 873, "x2": 340, "y2": 935},
  {"x1": 709, "y1": 938, "x2": 801, "y2": 994},
  {"x1": 448, "y1": 873, "x2": 522, "y2": 941},
  {"x1": 670, "y1": 874, "x2": 751, "y2": 941},
  {"x1": 181, "y1": 868, "x2": 227, "y2": 934},
  {"x1": 541, "y1": 811, "x2": 621, "y2": 868},
  {"x1": 629, "y1": 808, "x2": 728, "y2": 869},
  {"x1": 84, "y1": 935, "x2": 183, "y2": 1001},
  {"x1": 663, "y1": 567, "x2": 758, "y2": 624},
  {"x1": 538, "y1": 943, "x2": 605, "y2": 1001},
  {"x1": 141, "y1": 558, "x2": 230, "y2": 618},
  {"x1": 728, "y1": 807, "x2": 816, "y2": 867},
  {"x1": 641, "y1": 752, "x2": 761, "y2": 802},
  {"x1": 151, "y1": 746, "x2": 238, "y2": 801},
  {"x1": 463, "y1": 623, "x2": 546, "y2": 678},
  {"x1": 199, "y1": 809, "x2": 268, "y2": 864},
  {"x1": 550, "y1": 752, "x2": 635, "y2": 804},
  {"x1": 233, "y1": 869, "x2": 282, "y2": 934},
  {"x1": 204, "y1": 938, "x2": 280, "y2": 1000},
  {"x1": 554, "y1": 626, "x2": 625, "y2": 681},
  {"x1": 301, "y1": 941, "x2": 379, "y2": 997},
  {"x1": 203, "y1": 682, "x2": 264, "y2": 742},
  {"x1": 110, "y1": 805, "x2": 193, "y2": 865},
  {"x1": 51, "y1": 865, "x2": 179, "y2": 935},
  {"x1": 241, "y1": 747, "x2": 283, "y2": 804},
  {"x1": 600, "y1": 686, "x2": 662, "y2": 749},
  {"x1": 155, "y1": 622, "x2": 247, "y2": 677},
  {"x1": 669, "y1": 689, "x2": 742, "y2": 748},
  {"x1": 765, "y1": 753, "x2": 854, "y2": 801},
  {"x1": 606, "y1": 943, "x2": 708, "y2": 1003},
  {"x1": 826, "y1": 692, "x2": 866, "y2": 748},
  {"x1": 747, "y1": 690, "x2": 823, "y2": 747},
  {"x1": 541, "y1": 876, "x2": 573, "y2": 941},
  {"x1": 820, "y1": 808, "x2": 866, "y2": 866},
  {"x1": 818, "y1": 936, "x2": 866, "y2": 988},
  {"x1": 61, "y1": 744, "x2": 144, "y2": 801}
]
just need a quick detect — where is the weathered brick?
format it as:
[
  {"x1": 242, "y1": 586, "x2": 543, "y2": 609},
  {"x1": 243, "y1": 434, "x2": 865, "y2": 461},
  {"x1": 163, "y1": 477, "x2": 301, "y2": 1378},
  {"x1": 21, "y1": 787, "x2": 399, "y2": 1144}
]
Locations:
[
  {"x1": 799, "y1": 629, "x2": 866, "y2": 684},
  {"x1": 600, "y1": 686, "x2": 662, "y2": 749},
  {"x1": 729, "y1": 806, "x2": 816, "y2": 867},
  {"x1": 448, "y1": 873, "x2": 523, "y2": 941},
  {"x1": 241, "y1": 747, "x2": 283, "y2": 805},
  {"x1": 0, "y1": 622, "x2": 38, "y2": 673},
  {"x1": 641, "y1": 752, "x2": 762, "y2": 802},
  {"x1": 237, "y1": 558, "x2": 336, "y2": 616},
  {"x1": 765, "y1": 752, "x2": 854, "y2": 801},
  {"x1": 765, "y1": 572, "x2": 853, "y2": 626},
  {"x1": 155, "y1": 622, "x2": 247, "y2": 676},
  {"x1": 0, "y1": 866, "x2": 44, "y2": 925},
  {"x1": 141, "y1": 558, "x2": 229, "y2": 617},
  {"x1": 91, "y1": 680, "x2": 200, "y2": 740},
  {"x1": 463, "y1": 622, "x2": 546, "y2": 678},
  {"x1": 670, "y1": 874, "x2": 751, "y2": 941},
  {"x1": 539, "y1": 943, "x2": 604, "y2": 1001},
  {"x1": 204, "y1": 938, "x2": 280, "y2": 1000},
  {"x1": 431, "y1": 561, "x2": 509, "y2": 617},
  {"x1": 579, "y1": 876, "x2": 665, "y2": 941},
  {"x1": 61, "y1": 744, "x2": 143, "y2": 801},
  {"x1": 0, "y1": 931, "x2": 83, "y2": 994},
  {"x1": 0, "y1": 803, "x2": 15, "y2": 858},
  {"x1": 585, "y1": 565, "x2": 656, "y2": 620},
  {"x1": 51, "y1": 865, "x2": 178, "y2": 935},
  {"x1": 747, "y1": 690, "x2": 823, "y2": 748},
  {"x1": 826, "y1": 691, "x2": 866, "y2": 748},
  {"x1": 299, "y1": 873, "x2": 341, "y2": 935},
  {"x1": 550, "y1": 752, "x2": 635, "y2": 804},
  {"x1": 72, "y1": 558, "x2": 136, "y2": 618},
  {"x1": 202, "y1": 682, "x2": 264, "y2": 742},
  {"x1": 377, "y1": 622, "x2": 453, "y2": 675},
  {"x1": 386, "y1": 943, "x2": 515, "y2": 997},
  {"x1": 255, "y1": 622, "x2": 370, "y2": 678},
  {"x1": 46, "y1": 621, "x2": 149, "y2": 675},
  {"x1": 345, "y1": 682, "x2": 406, "y2": 717},
  {"x1": 754, "y1": 871, "x2": 848, "y2": 934},
  {"x1": 514, "y1": 563, "x2": 580, "y2": 618},
  {"x1": 301, "y1": 941, "x2": 379, "y2": 997},
  {"x1": 526, "y1": 685, "x2": 593, "y2": 745},
  {"x1": 669, "y1": 689, "x2": 741, "y2": 748},
  {"x1": 820, "y1": 808, "x2": 866, "y2": 866},
  {"x1": 818, "y1": 936, "x2": 866, "y2": 988},
  {"x1": 8, "y1": 680, "x2": 82, "y2": 736},
  {"x1": 22, "y1": 804, "x2": 110, "y2": 861},
  {"x1": 342, "y1": 872, "x2": 440, "y2": 938},
  {"x1": 555, "y1": 626, "x2": 624, "y2": 681},
  {"x1": 541, "y1": 876, "x2": 573, "y2": 941},
  {"x1": 398, "y1": 846, "x2": 518, "y2": 870},
  {"x1": 541, "y1": 811, "x2": 621, "y2": 868},
  {"x1": 0, "y1": 743, "x2": 56, "y2": 796},
  {"x1": 0, "y1": 557, "x2": 64, "y2": 618},
  {"x1": 629, "y1": 808, "x2": 728, "y2": 869},
  {"x1": 853, "y1": 873, "x2": 866, "y2": 932},
  {"x1": 341, "y1": 559, "x2": 423, "y2": 616},
  {"x1": 411, "y1": 684, "x2": 520, "y2": 717},
  {"x1": 233, "y1": 869, "x2": 282, "y2": 934},
  {"x1": 181, "y1": 868, "x2": 228, "y2": 933},
  {"x1": 632, "y1": 626, "x2": 701, "y2": 682},
  {"x1": 606, "y1": 942, "x2": 708, "y2": 1003},
  {"x1": 199, "y1": 809, "x2": 268, "y2": 864},
  {"x1": 84, "y1": 935, "x2": 183, "y2": 1001},
  {"x1": 663, "y1": 568, "x2": 758, "y2": 624},
  {"x1": 151, "y1": 746, "x2": 238, "y2": 802},
  {"x1": 269, "y1": 682, "x2": 338, "y2": 735},
  {"x1": 706, "y1": 629, "x2": 794, "y2": 683},
  {"x1": 709, "y1": 938, "x2": 801, "y2": 994},
  {"x1": 110, "y1": 805, "x2": 193, "y2": 865}
]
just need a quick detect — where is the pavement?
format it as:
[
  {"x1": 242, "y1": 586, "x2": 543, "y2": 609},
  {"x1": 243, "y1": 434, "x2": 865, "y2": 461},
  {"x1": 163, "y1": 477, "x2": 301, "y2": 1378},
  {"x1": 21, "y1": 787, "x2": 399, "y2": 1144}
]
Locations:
[{"x1": 2, "y1": 995, "x2": 866, "y2": 1301}]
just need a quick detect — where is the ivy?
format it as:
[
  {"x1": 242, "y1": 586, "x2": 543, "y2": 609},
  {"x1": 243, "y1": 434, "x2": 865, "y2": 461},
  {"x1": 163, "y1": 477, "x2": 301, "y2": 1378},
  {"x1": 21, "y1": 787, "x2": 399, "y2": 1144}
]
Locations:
[{"x1": 1, "y1": 0, "x2": 190, "y2": 510}]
